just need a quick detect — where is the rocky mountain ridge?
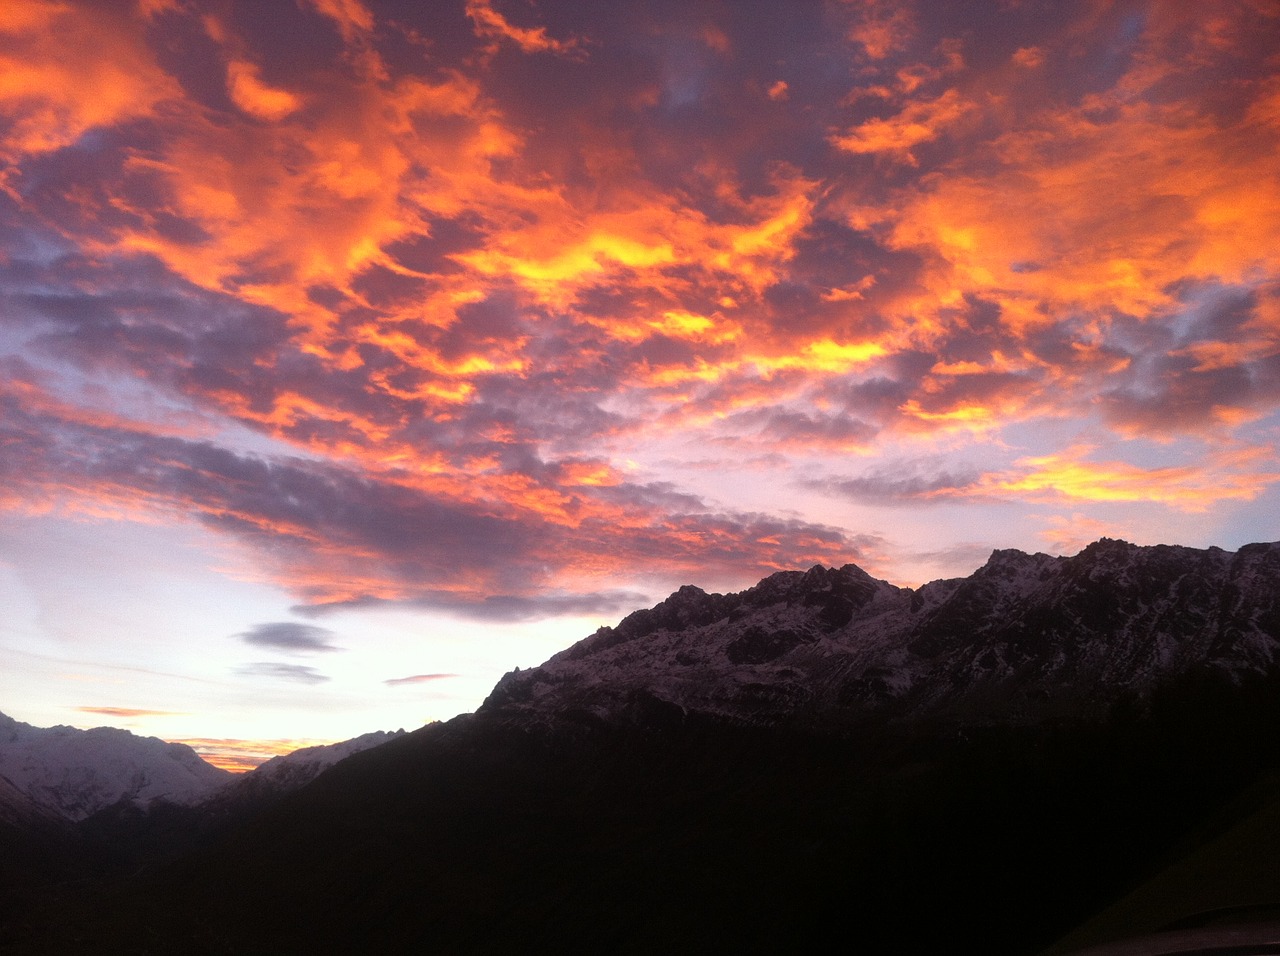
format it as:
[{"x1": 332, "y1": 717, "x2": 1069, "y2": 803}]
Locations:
[{"x1": 483, "y1": 538, "x2": 1280, "y2": 730}]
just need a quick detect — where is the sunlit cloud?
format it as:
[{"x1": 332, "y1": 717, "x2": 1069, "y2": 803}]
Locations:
[
  {"x1": 846, "y1": 1, "x2": 915, "y2": 61},
  {"x1": 832, "y1": 88, "x2": 974, "y2": 164},
  {"x1": 987, "y1": 445, "x2": 1280, "y2": 512},
  {"x1": 465, "y1": 0, "x2": 583, "y2": 57},
  {"x1": 1011, "y1": 47, "x2": 1045, "y2": 70},
  {"x1": 814, "y1": 442, "x2": 1280, "y2": 514},
  {"x1": 226, "y1": 60, "x2": 302, "y2": 121},
  {"x1": 0, "y1": 2, "x2": 178, "y2": 164}
]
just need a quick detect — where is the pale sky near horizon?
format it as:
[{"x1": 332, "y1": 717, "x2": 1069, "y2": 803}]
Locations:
[{"x1": 2, "y1": 0, "x2": 1278, "y2": 769}]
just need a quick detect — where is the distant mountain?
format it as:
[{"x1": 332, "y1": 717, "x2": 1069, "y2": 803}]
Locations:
[
  {"x1": 0, "y1": 713, "x2": 405, "y2": 826},
  {"x1": 5, "y1": 539, "x2": 1280, "y2": 955},
  {"x1": 0, "y1": 712, "x2": 232, "y2": 821},
  {"x1": 58, "y1": 726, "x2": 410, "y2": 882},
  {"x1": 209, "y1": 729, "x2": 406, "y2": 809},
  {"x1": 483, "y1": 538, "x2": 1280, "y2": 730}
]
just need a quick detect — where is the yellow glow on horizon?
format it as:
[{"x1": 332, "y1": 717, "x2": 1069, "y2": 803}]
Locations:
[{"x1": 170, "y1": 737, "x2": 343, "y2": 773}]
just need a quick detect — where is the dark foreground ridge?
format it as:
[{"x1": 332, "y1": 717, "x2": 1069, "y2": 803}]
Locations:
[{"x1": 4, "y1": 539, "x2": 1280, "y2": 955}]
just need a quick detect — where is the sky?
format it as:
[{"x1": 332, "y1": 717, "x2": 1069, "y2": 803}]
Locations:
[{"x1": 1, "y1": 0, "x2": 1278, "y2": 770}]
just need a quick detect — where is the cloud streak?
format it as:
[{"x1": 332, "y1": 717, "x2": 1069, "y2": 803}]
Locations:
[
  {"x1": 236, "y1": 663, "x2": 331, "y2": 685},
  {"x1": 384, "y1": 674, "x2": 458, "y2": 687},
  {"x1": 75, "y1": 707, "x2": 184, "y2": 720}
]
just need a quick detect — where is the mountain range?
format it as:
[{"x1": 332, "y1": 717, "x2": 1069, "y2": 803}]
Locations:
[
  {"x1": 484, "y1": 538, "x2": 1280, "y2": 729},
  {"x1": 0, "y1": 712, "x2": 402, "y2": 823},
  {"x1": 3, "y1": 538, "x2": 1280, "y2": 954}
]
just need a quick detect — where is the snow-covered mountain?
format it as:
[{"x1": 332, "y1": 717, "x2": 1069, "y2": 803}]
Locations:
[
  {"x1": 0, "y1": 712, "x2": 232, "y2": 821},
  {"x1": 482, "y1": 539, "x2": 1280, "y2": 730},
  {"x1": 0, "y1": 713, "x2": 406, "y2": 823}
]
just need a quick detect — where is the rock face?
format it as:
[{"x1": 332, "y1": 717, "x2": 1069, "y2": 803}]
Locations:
[
  {"x1": 0, "y1": 713, "x2": 232, "y2": 821},
  {"x1": 482, "y1": 539, "x2": 1280, "y2": 730}
]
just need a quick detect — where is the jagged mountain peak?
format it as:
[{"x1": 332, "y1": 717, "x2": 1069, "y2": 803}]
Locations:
[
  {"x1": 550, "y1": 560, "x2": 895, "y2": 668},
  {"x1": 978, "y1": 546, "x2": 1055, "y2": 576}
]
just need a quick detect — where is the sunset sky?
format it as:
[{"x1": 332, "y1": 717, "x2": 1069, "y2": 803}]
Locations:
[{"x1": 2, "y1": 0, "x2": 1278, "y2": 769}]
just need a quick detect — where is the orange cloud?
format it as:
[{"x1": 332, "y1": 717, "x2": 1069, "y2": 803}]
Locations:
[
  {"x1": 305, "y1": 0, "x2": 374, "y2": 42},
  {"x1": 4, "y1": 3, "x2": 846, "y2": 480},
  {"x1": 0, "y1": 1, "x2": 179, "y2": 162},
  {"x1": 455, "y1": 165, "x2": 819, "y2": 311},
  {"x1": 850, "y1": 51, "x2": 1280, "y2": 342},
  {"x1": 986, "y1": 445, "x2": 1280, "y2": 511},
  {"x1": 1012, "y1": 46, "x2": 1045, "y2": 69},
  {"x1": 832, "y1": 88, "x2": 974, "y2": 164},
  {"x1": 465, "y1": 0, "x2": 581, "y2": 57},
  {"x1": 846, "y1": 2, "x2": 915, "y2": 60},
  {"x1": 226, "y1": 60, "x2": 302, "y2": 121},
  {"x1": 90, "y1": 59, "x2": 518, "y2": 354}
]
